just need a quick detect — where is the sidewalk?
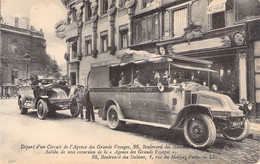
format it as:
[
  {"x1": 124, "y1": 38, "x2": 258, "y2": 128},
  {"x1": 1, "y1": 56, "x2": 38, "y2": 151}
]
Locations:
[{"x1": 248, "y1": 122, "x2": 260, "y2": 141}]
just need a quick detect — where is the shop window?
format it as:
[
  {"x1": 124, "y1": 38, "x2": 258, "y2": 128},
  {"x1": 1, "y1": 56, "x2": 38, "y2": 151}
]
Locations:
[
  {"x1": 153, "y1": 14, "x2": 159, "y2": 39},
  {"x1": 71, "y1": 7, "x2": 77, "y2": 23},
  {"x1": 236, "y1": 0, "x2": 260, "y2": 21},
  {"x1": 119, "y1": 0, "x2": 127, "y2": 8},
  {"x1": 212, "y1": 12, "x2": 225, "y2": 29},
  {"x1": 162, "y1": 11, "x2": 170, "y2": 37},
  {"x1": 142, "y1": 0, "x2": 156, "y2": 8},
  {"x1": 100, "y1": 31, "x2": 108, "y2": 53},
  {"x1": 101, "y1": 0, "x2": 108, "y2": 15},
  {"x1": 141, "y1": 18, "x2": 147, "y2": 42},
  {"x1": 85, "y1": 36, "x2": 92, "y2": 56},
  {"x1": 147, "y1": 16, "x2": 153, "y2": 41},
  {"x1": 119, "y1": 29, "x2": 128, "y2": 49},
  {"x1": 209, "y1": 0, "x2": 234, "y2": 29},
  {"x1": 171, "y1": 7, "x2": 188, "y2": 37},
  {"x1": 133, "y1": 13, "x2": 160, "y2": 44},
  {"x1": 133, "y1": 19, "x2": 141, "y2": 44},
  {"x1": 71, "y1": 42, "x2": 77, "y2": 59},
  {"x1": 12, "y1": 70, "x2": 18, "y2": 84},
  {"x1": 84, "y1": 1, "x2": 92, "y2": 22}
]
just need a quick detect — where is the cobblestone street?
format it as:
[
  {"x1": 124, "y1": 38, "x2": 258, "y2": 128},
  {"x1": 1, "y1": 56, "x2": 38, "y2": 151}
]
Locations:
[{"x1": 0, "y1": 99, "x2": 259, "y2": 164}]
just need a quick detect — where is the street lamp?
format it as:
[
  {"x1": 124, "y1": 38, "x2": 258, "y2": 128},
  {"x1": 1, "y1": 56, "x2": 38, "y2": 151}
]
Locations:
[{"x1": 24, "y1": 53, "x2": 30, "y2": 78}]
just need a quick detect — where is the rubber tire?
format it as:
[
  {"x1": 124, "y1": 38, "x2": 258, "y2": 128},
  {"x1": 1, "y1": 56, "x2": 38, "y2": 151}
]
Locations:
[
  {"x1": 37, "y1": 99, "x2": 48, "y2": 120},
  {"x1": 107, "y1": 105, "x2": 125, "y2": 130},
  {"x1": 222, "y1": 119, "x2": 250, "y2": 142},
  {"x1": 18, "y1": 98, "x2": 28, "y2": 114},
  {"x1": 183, "y1": 113, "x2": 216, "y2": 149},
  {"x1": 70, "y1": 99, "x2": 80, "y2": 117}
]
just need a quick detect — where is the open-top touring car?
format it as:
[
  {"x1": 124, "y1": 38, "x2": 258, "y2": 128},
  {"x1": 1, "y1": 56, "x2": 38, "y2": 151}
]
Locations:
[
  {"x1": 87, "y1": 50, "x2": 251, "y2": 149},
  {"x1": 17, "y1": 77, "x2": 79, "y2": 119}
]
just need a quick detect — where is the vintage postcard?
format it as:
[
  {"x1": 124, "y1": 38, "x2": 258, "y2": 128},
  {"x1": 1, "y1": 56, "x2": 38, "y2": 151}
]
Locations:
[{"x1": 0, "y1": 0, "x2": 259, "y2": 163}]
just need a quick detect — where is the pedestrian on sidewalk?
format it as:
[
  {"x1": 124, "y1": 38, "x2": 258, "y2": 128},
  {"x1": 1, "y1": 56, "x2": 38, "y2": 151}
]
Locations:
[
  {"x1": 85, "y1": 86, "x2": 95, "y2": 122},
  {"x1": 74, "y1": 85, "x2": 87, "y2": 119}
]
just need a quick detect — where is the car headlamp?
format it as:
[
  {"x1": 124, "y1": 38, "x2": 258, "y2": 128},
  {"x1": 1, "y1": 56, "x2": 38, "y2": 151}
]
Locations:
[{"x1": 211, "y1": 84, "x2": 218, "y2": 91}]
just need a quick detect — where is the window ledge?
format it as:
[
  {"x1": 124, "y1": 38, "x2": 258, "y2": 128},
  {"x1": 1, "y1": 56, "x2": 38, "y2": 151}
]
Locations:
[
  {"x1": 100, "y1": 13, "x2": 108, "y2": 19},
  {"x1": 85, "y1": 20, "x2": 91, "y2": 25},
  {"x1": 118, "y1": 6, "x2": 126, "y2": 11}
]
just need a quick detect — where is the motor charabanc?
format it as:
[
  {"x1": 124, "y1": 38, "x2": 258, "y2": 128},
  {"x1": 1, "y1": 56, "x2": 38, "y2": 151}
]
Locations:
[
  {"x1": 87, "y1": 50, "x2": 251, "y2": 149},
  {"x1": 17, "y1": 77, "x2": 79, "y2": 119}
]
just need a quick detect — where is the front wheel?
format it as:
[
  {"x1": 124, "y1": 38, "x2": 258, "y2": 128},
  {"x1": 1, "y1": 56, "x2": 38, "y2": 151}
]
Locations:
[
  {"x1": 37, "y1": 99, "x2": 48, "y2": 119},
  {"x1": 107, "y1": 105, "x2": 125, "y2": 130},
  {"x1": 18, "y1": 98, "x2": 28, "y2": 114},
  {"x1": 183, "y1": 113, "x2": 216, "y2": 149},
  {"x1": 222, "y1": 119, "x2": 249, "y2": 141}
]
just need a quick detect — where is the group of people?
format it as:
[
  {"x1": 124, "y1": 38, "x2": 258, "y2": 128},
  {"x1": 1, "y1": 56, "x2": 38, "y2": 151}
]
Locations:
[
  {"x1": 117, "y1": 70, "x2": 205, "y2": 87},
  {"x1": 118, "y1": 70, "x2": 147, "y2": 87},
  {"x1": 74, "y1": 85, "x2": 95, "y2": 122}
]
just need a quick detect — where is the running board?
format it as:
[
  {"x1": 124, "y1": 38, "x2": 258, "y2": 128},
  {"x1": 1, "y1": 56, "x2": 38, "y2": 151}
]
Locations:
[{"x1": 120, "y1": 119, "x2": 171, "y2": 129}]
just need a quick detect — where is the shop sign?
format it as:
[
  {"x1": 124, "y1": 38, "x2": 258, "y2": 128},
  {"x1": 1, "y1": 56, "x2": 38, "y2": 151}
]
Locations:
[
  {"x1": 255, "y1": 58, "x2": 260, "y2": 73},
  {"x1": 206, "y1": 0, "x2": 227, "y2": 15},
  {"x1": 171, "y1": 37, "x2": 231, "y2": 54}
]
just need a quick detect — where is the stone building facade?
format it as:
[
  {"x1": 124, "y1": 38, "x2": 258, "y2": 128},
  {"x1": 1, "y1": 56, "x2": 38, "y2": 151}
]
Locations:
[
  {"x1": 60, "y1": 0, "x2": 260, "y2": 118},
  {"x1": 0, "y1": 18, "x2": 46, "y2": 97},
  {"x1": 60, "y1": 0, "x2": 131, "y2": 86}
]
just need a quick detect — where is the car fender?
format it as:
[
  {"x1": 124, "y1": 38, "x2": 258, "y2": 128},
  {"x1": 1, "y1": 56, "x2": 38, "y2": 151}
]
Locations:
[
  {"x1": 104, "y1": 100, "x2": 125, "y2": 120},
  {"x1": 40, "y1": 96, "x2": 49, "y2": 99},
  {"x1": 170, "y1": 104, "x2": 213, "y2": 128}
]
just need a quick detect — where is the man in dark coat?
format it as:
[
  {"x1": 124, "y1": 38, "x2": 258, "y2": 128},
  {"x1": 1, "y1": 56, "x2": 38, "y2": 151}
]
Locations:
[
  {"x1": 85, "y1": 86, "x2": 95, "y2": 122},
  {"x1": 74, "y1": 85, "x2": 87, "y2": 119}
]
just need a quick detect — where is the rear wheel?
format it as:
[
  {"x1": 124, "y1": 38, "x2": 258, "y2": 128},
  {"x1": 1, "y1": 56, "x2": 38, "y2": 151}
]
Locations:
[
  {"x1": 37, "y1": 99, "x2": 48, "y2": 119},
  {"x1": 107, "y1": 105, "x2": 125, "y2": 130},
  {"x1": 70, "y1": 98, "x2": 79, "y2": 117},
  {"x1": 18, "y1": 98, "x2": 28, "y2": 114},
  {"x1": 183, "y1": 113, "x2": 216, "y2": 149},
  {"x1": 222, "y1": 119, "x2": 249, "y2": 141}
]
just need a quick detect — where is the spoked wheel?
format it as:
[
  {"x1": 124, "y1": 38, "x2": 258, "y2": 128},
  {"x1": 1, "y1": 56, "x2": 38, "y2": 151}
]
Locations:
[
  {"x1": 184, "y1": 113, "x2": 216, "y2": 149},
  {"x1": 37, "y1": 99, "x2": 48, "y2": 120},
  {"x1": 18, "y1": 98, "x2": 28, "y2": 114},
  {"x1": 70, "y1": 98, "x2": 79, "y2": 117},
  {"x1": 107, "y1": 105, "x2": 125, "y2": 130},
  {"x1": 222, "y1": 119, "x2": 249, "y2": 141}
]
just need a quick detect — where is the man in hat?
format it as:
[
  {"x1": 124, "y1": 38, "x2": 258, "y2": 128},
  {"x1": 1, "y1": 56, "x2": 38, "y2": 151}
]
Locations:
[
  {"x1": 85, "y1": 85, "x2": 95, "y2": 122},
  {"x1": 133, "y1": 70, "x2": 145, "y2": 87},
  {"x1": 74, "y1": 85, "x2": 87, "y2": 119},
  {"x1": 118, "y1": 72, "x2": 128, "y2": 87}
]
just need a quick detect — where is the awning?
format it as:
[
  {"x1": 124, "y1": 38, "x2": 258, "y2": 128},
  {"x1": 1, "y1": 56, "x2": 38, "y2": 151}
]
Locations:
[
  {"x1": 170, "y1": 63, "x2": 217, "y2": 73},
  {"x1": 206, "y1": 0, "x2": 227, "y2": 15}
]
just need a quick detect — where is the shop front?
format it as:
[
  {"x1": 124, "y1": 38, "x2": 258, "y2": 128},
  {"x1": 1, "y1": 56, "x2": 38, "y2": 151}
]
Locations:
[
  {"x1": 68, "y1": 61, "x2": 79, "y2": 85},
  {"x1": 156, "y1": 24, "x2": 254, "y2": 114},
  {"x1": 246, "y1": 19, "x2": 260, "y2": 118}
]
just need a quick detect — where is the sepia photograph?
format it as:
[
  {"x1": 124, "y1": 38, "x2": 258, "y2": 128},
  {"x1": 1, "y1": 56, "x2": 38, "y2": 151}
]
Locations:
[{"x1": 0, "y1": 0, "x2": 259, "y2": 163}]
